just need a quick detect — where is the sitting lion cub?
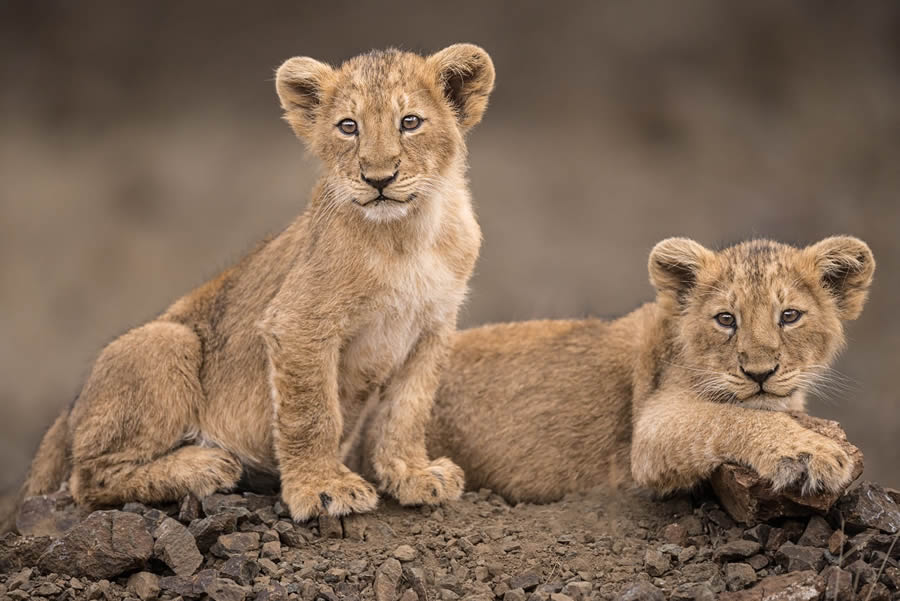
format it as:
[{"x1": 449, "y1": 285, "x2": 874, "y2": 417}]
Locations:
[
  {"x1": 417, "y1": 237, "x2": 874, "y2": 503},
  {"x1": 19, "y1": 44, "x2": 495, "y2": 521}
]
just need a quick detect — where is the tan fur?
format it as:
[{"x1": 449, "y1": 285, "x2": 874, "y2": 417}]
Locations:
[
  {"x1": 412, "y1": 237, "x2": 875, "y2": 503},
  {"x1": 16, "y1": 44, "x2": 495, "y2": 523}
]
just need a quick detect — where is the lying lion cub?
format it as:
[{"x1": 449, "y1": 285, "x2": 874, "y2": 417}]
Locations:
[
  {"x1": 19, "y1": 44, "x2": 495, "y2": 521},
  {"x1": 415, "y1": 237, "x2": 874, "y2": 503}
]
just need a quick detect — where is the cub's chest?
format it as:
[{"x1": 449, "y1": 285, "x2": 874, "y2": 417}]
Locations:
[{"x1": 341, "y1": 251, "x2": 464, "y2": 382}]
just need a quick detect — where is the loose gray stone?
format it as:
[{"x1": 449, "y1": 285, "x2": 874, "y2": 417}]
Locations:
[
  {"x1": 796, "y1": 516, "x2": 832, "y2": 547},
  {"x1": 561, "y1": 581, "x2": 592, "y2": 601},
  {"x1": 261, "y1": 539, "x2": 281, "y2": 560},
  {"x1": 256, "y1": 581, "x2": 289, "y2": 601},
  {"x1": 221, "y1": 556, "x2": 260, "y2": 586},
  {"x1": 393, "y1": 544, "x2": 418, "y2": 562},
  {"x1": 189, "y1": 510, "x2": 243, "y2": 552},
  {"x1": 271, "y1": 520, "x2": 300, "y2": 547},
  {"x1": 818, "y1": 566, "x2": 853, "y2": 601},
  {"x1": 746, "y1": 554, "x2": 768, "y2": 570},
  {"x1": 127, "y1": 571, "x2": 161, "y2": 601},
  {"x1": 774, "y1": 542, "x2": 826, "y2": 573},
  {"x1": 178, "y1": 494, "x2": 202, "y2": 523},
  {"x1": 508, "y1": 569, "x2": 542, "y2": 591},
  {"x1": 202, "y1": 493, "x2": 247, "y2": 516},
  {"x1": 846, "y1": 559, "x2": 877, "y2": 586},
  {"x1": 205, "y1": 577, "x2": 252, "y2": 601},
  {"x1": 398, "y1": 589, "x2": 419, "y2": 601},
  {"x1": 154, "y1": 517, "x2": 203, "y2": 576},
  {"x1": 724, "y1": 562, "x2": 757, "y2": 591},
  {"x1": 615, "y1": 582, "x2": 665, "y2": 601},
  {"x1": 661, "y1": 523, "x2": 688, "y2": 545},
  {"x1": 403, "y1": 565, "x2": 428, "y2": 601},
  {"x1": 713, "y1": 539, "x2": 761, "y2": 562},
  {"x1": 856, "y1": 582, "x2": 891, "y2": 601},
  {"x1": 211, "y1": 531, "x2": 260, "y2": 558},
  {"x1": 643, "y1": 549, "x2": 671, "y2": 577},
  {"x1": 6, "y1": 568, "x2": 33, "y2": 592},
  {"x1": 374, "y1": 558, "x2": 403, "y2": 601},
  {"x1": 504, "y1": 589, "x2": 527, "y2": 601}
]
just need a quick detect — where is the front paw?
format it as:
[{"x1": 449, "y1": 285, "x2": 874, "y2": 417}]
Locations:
[
  {"x1": 281, "y1": 466, "x2": 378, "y2": 522},
  {"x1": 379, "y1": 457, "x2": 465, "y2": 506},
  {"x1": 758, "y1": 435, "x2": 854, "y2": 495}
]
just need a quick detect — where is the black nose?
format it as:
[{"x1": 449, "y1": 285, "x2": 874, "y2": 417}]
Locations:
[
  {"x1": 741, "y1": 365, "x2": 779, "y2": 384},
  {"x1": 361, "y1": 171, "x2": 398, "y2": 192}
]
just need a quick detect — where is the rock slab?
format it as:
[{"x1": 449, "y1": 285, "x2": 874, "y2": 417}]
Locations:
[
  {"x1": 833, "y1": 480, "x2": 900, "y2": 534},
  {"x1": 718, "y1": 570, "x2": 822, "y2": 601},
  {"x1": 37, "y1": 510, "x2": 153, "y2": 579},
  {"x1": 710, "y1": 413, "x2": 864, "y2": 523}
]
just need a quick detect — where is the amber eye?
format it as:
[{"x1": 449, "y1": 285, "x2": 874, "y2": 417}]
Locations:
[
  {"x1": 781, "y1": 309, "x2": 803, "y2": 325},
  {"x1": 401, "y1": 115, "x2": 422, "y2": 131},
  {"x1": 715, "y1": 312, "x2": 736, "y2": 328},
  {"x1": 337, "y1": 119, "x2": 358, "y2": 135}
]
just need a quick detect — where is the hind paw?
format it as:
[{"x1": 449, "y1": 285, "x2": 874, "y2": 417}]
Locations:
[
  {"x1": 183, "y1": 447, "x2": 243, "y2": 498},
  {"x1": 378, "y1": 456, "x2": 465, "y2": 506}
]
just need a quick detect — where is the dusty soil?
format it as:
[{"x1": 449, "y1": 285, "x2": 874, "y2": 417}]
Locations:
[{"x1": 3, "y1": 482, "x2": 899, "y2": 601}]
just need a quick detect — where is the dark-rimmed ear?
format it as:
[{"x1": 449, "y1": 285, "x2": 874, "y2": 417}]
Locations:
[
  {"x1": 275, "y1": 56, "x2": 335, "y2": 140},
  {"x1": 649, "y1": 238, "x2": 715, "y2": 299},
  {"x1": 427, "y1": 43, "x2": 495, "y2": 131},
  {"x1": 804, "y1": 236, "x2": 875, "y2": 320}
]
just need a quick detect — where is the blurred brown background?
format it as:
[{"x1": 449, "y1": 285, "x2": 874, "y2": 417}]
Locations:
[{"x1": 1, "y1": 1, "x2": 899, "y2": 495}]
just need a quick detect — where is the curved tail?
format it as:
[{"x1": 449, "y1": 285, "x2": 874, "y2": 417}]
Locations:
[{"x1": 0, "y1": 410, "x2": 71, "y2": 533}]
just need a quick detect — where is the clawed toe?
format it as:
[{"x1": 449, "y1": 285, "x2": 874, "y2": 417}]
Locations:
[
  {"x1": 380, "y1": 457, "x2": 465, "y2": 506},
  {"x1": 284, "y1": 471, "x2": 378, "y2": 521}
]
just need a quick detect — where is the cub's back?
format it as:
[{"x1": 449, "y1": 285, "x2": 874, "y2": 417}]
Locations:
[{"x1": 429, "y1": 314, "x2": 644, "y2": 502}]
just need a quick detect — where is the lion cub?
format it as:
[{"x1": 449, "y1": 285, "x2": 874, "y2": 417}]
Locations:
[
  {"x1": 20, "y1": 44, "x2": 495, "y2": 521},
  {"x1": 416, "y1": 237, "x2": 874, "y2": 503}
]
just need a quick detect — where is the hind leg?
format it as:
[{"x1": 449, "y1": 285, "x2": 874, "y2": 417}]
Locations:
[
  {"x1": 68, "y1": 321, "x2": 242, "y2": 507},
  {"x1": 22, "y1": 410, "x2": 70, "y2": 497}
]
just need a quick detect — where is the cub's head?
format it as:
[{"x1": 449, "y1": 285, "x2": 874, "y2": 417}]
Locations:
[
  {"x1": 649, "y1": 236, "x2": 875, "y2": 409},
  {"x1": 275, "y1": 44, "x2": 494, "y2": 222}
]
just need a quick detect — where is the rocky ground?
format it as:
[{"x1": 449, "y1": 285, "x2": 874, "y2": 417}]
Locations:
[{"x1": 1, "y1": 477, "x2": 899, "y2": 601}]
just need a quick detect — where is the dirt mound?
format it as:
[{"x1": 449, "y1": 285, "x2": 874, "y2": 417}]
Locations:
[{"x1": 2, "y1": 480, "x2": 898, "y2": 601}]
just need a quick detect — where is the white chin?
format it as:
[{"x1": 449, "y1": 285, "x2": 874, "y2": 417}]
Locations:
[
  {"x1": 739, "y1": 392, "x2": 799, "y2": 411},
  {"x1": 359, "y1": 202, "x2": 412, "y2": 223}
]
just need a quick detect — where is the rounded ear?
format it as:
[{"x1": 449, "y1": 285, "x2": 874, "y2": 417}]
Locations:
[
  {"x1": 648, "y1": 238, "x2": 714, "y2": 299},
  {"x1": 427, "y1": 43, "x2": 495, "y2": 131},
  {"x1": 275, "y1": 56, "x2": 335, "y2": 140},
  {"x1": 804, "y1": 236, "x2": 875, "y2": 320}
]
